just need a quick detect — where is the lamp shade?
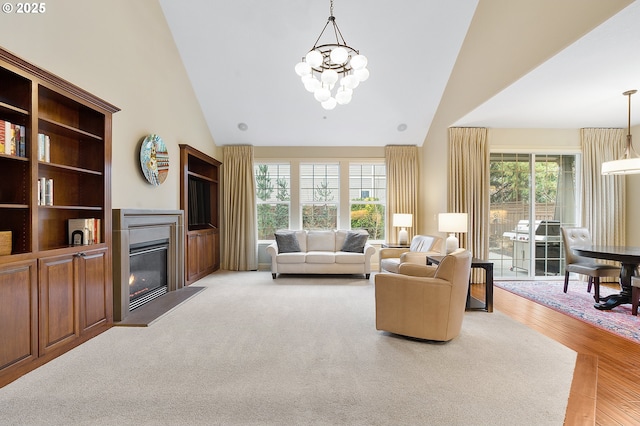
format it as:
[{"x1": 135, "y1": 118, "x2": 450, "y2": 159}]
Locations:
[
  {"x1": 438, "y1": 213, "x2": 468, "y2": 254},
  {"x1": 392, "y1": 213, "x2": 413, "y2": 228},
  {"x1": 438, "y1": 213, "x2": 468, "y2": 233},
  {"x1": 601, "y1": 157, "x2": 640, "y2": 175}
]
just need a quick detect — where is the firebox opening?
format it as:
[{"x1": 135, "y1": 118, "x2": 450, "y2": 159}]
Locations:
[{"x1": 129, "y1": 238, "x2": 169, "y2": 311}]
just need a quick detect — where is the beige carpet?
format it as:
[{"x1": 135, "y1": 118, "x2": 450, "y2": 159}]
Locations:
[{"x1": 0, "y1": 271, "x2": 575, "y2": 425}]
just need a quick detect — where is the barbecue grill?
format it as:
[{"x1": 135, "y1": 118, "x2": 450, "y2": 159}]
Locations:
[{"x1": 503, "y1": 219, "x2": 561, "y2": 275}]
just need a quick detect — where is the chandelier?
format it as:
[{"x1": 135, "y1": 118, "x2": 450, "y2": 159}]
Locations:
[
  {"x1": 602, "y1": 89, "x2": 640, "y2": 175},
  {"x1": 294, "y1": 0, "x2": 369, "y2": 110}
]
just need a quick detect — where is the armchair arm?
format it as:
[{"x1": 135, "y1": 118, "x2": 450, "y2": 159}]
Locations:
[
  {"x1": 378, "y1": 247, "x2": 409, "y2": 260},
  {"x1": 397, "y1": 263, "x2": 437, "y2": 277},
  {"x1": 400, "y1": 250, "x2": 442, "y2": 265},
  {"x1": 400, "y1": 251, "x2": 429, "y2": 264}
]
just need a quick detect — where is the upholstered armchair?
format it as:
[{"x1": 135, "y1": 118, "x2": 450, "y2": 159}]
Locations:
[
  {"x1": 378, "y1": 235, "x2": 443, "y2": 273},
  {"x1": 375, "y1": 248, "x2": 472, "y2": 341}
]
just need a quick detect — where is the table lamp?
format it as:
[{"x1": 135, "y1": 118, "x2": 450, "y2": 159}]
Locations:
[
  {"x1": 392, "y1": 213, "x2": 413, "y2": 245},
  {"x1": 438, "y1": 213, "x2": 468, "y2": 254}
]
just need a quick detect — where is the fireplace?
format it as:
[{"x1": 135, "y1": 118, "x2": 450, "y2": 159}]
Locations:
[
  {"x1": 112, "y1": 209, "x2": 184, "y2": 322},
  {"x1": 129, "y1": 239, "x2": 169, "y2": 311}
]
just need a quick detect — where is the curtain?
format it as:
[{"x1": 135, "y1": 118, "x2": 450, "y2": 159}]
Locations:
[
  {"x1": 222, "y1": 145, "x2": 258, "y2": 271},
  {"x1": 447, "y1": 128, "x2": 489, "y2": 266},
  {"x1": 385, "y1": 145, "x2": 418, "y2": 243},
  {"x1": 580, "y1": 128, "x2": 625, "y2": 246}
]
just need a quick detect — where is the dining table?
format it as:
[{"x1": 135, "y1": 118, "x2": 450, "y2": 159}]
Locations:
[{"x1": 572, "y1": 245, "x2": 640, "y2": 310}]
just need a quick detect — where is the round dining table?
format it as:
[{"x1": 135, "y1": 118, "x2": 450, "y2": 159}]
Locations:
[{"x1": 572, "y1": 245, "x2": 640, "y2": 310}]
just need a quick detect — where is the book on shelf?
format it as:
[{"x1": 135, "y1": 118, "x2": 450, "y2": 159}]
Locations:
[
  {"x1": 37, "y1": 133, "x2": 50, "y2": 162},
  {"x1": 68, "y1": 218, "x2": 100, "y2": 245},
  {"x1": 38, "y1": 177, "x2": 53, "y2": 206},
  {"x1": 0, "y1": 120, "x2": 26, "y2": 158}
]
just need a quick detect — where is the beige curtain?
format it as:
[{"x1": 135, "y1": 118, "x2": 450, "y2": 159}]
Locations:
[
  {"x1": 222, "y1": 145, "x2": 258, "y2": 271},
  {"x1": 580, "y1": 128, "x2": 625, "y2": 246},
  {"x1": 447, "y1": 128, "x2": 489, "y2": 264},
  {"x1": 385, "y1": 145, "x2": 418, "y2": 243}
]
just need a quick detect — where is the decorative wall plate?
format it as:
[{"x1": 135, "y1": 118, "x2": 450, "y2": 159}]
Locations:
[{"x1": 140, "y1": 134, "x2": 169, "y2": 185}]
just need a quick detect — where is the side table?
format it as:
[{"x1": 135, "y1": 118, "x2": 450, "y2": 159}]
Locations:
[
  {"x1": 381, "y1": 243, "x2": 410, "y2": 248},
  {"x1": 427, "y1": 255, "x2": 494, "y2": 313}
]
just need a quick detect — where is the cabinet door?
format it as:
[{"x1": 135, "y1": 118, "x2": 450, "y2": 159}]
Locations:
[
  {"x1": 0, "y1": 260, "x2": 37, "y2": 373},
  {"x1": 38, "y1": 253, "x2": 79, "y2": 356},
  {"x1": 78, "y1": 248, "x2": 109, "y2": 333},
  {"x1": 186, "y1": 233, "x2": 200, "y2": 283},
  {"x1": 201, "y1": 231, "x2": 215, "y2": 272}
]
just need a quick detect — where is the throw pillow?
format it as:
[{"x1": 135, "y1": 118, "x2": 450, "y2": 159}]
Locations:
[
  {"x1": 341, "y1": 231, "x2": 368, "y2": 253},
  {"x1": 275, "y1": 231, "x2": 301, "y2": 253}
]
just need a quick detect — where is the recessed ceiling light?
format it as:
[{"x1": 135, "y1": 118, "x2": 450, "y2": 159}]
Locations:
[
  {"x1": 238, "y1": 123, "x2": 248, "y2": 131},
  {"x1": 397, "y1": 123, "x2": 407, "y2": 132}
]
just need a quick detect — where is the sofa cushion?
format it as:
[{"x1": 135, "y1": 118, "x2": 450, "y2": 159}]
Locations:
[
  {"x1": 380, "y1": 258, "x2": 401, "y2": 273},
  {"x1": 306, "y1": 251, "x2": 335, "y2": 264},
  {"x1": 307, "y1": 230, "x2": 336, "y2": 252},
  {"x1": 275, "y1": 252, "x2": 306, "y2": 264},
  {"x1": 340, "y1": 231, "x2": 368, "y2": 253},
  {"x1": 275, "y1": 231, "x2": 301, "y2": 253},
  {"x1": 335, "y1": 252, "x2": 365, "y2": 264}
]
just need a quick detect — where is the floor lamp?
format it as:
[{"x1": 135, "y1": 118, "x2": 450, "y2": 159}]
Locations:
[{"x1": 438, "y1": 213, "x2": 468, "y2": 254}]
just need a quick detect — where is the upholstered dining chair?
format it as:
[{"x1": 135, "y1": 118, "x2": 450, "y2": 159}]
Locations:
[
  {"x1": 631, "y1": 276, "x2": 640, "y2": 316},
  {"x1": 375, "y1": 248, "x2": 472, "y2": 342},
  {"x1": 560, "y1": 227, "x2": 620, "y2": 302}
]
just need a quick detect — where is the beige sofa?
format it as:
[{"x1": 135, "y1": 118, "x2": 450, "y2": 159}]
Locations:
[
  {"x1": 378, "y1": 235, "x2": 443, "y2": 273},
  {"x1": 266, "y1": 229, "x2": 375, "y2": 279}
]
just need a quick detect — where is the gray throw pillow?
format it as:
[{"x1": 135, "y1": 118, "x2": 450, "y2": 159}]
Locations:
[
  {"x1": 341, "y1": 231, "x2": 368, "y2": 253},
  {"x1": 275, "y1": 232, "x2": 301, "y2": 253}
]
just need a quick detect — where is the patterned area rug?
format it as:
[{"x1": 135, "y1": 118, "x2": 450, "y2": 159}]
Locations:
[{"x1": 495, "y1": 280, "x2": 640, "y2": 344}]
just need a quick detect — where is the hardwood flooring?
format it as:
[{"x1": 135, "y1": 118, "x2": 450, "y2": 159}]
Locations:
[{"x1": 478, "y1": 284, "x2": 640, "y2": 425}]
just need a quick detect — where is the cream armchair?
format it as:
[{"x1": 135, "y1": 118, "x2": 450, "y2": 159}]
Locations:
[
  {"x1": 378, "y1": 234, "x2": 443, "y2": 272},
  {"x1": 375, "y1": 248, "x2": 472, "y2": 342}
]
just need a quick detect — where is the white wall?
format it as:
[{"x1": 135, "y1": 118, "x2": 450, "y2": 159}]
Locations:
[{"x1": 0, "y1": 0, "x2": 219, "y2": 211}]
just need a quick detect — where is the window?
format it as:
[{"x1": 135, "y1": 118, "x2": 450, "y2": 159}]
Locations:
[
  {"x1": 255, "y1": 163, "x2": 290, "y2": 240},
  {"x1": 254, "y1": 160, "x2": 387, "y2": 239},
  {"x1": 349, "y1": 163, "x2": 386, "y2": 240},
  {"x1": 300, "y1": 163, "x2": 339, "y2": 229}
]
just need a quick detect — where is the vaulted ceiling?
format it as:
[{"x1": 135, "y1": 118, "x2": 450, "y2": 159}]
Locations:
[{"x1": 159, "y1": 0, "x2": 639, "y2": 148}]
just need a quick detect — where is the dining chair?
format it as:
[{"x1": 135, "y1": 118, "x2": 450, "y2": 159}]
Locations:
[
  {"x1": 632, "y1": 277, "x2": 640, "y2": 315},
  {"x1": 560, "y1": 227, "x2": 621, "y2": 302}
]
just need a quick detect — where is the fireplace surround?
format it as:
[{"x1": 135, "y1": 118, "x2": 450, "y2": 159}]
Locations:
[{"x1": 112, "y1": 209, "x2": 184, "y2": 322}]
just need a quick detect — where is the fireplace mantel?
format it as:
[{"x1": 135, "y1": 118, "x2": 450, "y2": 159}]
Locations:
[{"x1": 112, "y1": 209, "x2": 185, "y2": 322}]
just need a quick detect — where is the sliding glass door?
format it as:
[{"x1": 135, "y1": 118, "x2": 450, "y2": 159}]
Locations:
[{"x1": 489, "y1": 153, "x2": 579, "y2": 279}]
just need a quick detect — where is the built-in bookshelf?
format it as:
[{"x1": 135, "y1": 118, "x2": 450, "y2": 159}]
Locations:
[
  {"x1": 0, "y1": 46, "x2": 119, "y2": 388},
  {"x1": 179, "y1": 144, "x2": 221, "y2": 285}
]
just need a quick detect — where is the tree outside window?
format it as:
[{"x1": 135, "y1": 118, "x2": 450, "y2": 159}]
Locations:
[
  {"x1": 255, "y1": 164, "x2": 290, "y2": 240},
  {"x1": 350, "y1": 163, "x2": 386, "y2": 240},
  {"x1": 301, "y1": 163, "x2": 339, "y2": 229}
]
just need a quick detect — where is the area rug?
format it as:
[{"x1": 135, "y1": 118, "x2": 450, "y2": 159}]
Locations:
[{"x1": 496, "y1": 280, "x2": 640, "y2": 344}]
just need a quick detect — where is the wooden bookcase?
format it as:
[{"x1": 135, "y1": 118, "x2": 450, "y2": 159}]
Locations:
[
  {"x1": 179, "y1": 144, "x2": 221, "y2": 285},
  {"x1": 0, "y1": 47, "x2": 119, "y2": 388}
]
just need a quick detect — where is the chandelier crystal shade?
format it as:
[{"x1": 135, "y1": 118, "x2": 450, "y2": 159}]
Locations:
[
  {"x1": 601, "y1": 89, "x2": 640, "y2": 175},
  {"x1": 294, "y1": 0, "x2": 369, "y2": 110}
]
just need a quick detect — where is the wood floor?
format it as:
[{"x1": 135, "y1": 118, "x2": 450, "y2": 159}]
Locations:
[{"x1": 482, "y1": 284, "x2": 640, "y2": 425}]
